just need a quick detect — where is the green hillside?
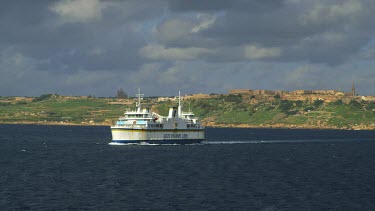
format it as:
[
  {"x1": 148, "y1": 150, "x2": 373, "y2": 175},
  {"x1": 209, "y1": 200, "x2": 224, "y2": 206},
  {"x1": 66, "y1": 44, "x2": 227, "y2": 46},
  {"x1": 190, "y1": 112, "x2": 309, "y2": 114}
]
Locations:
[
  {"x1": 0, "y1": 95, "x2": 124, "y2": 125},
  {"x1": 178, "y1": 95, "x2": 375, "y2": 129},
  {"x1": 0, "y1": 94, "x2": 374, "y2": 130}
]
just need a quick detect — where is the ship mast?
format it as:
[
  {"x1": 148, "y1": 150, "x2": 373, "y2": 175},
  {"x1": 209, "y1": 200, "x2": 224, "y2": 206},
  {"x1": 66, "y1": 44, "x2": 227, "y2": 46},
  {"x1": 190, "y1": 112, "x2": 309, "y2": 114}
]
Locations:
[
  {"x1": 136, "y1": 88, "x2": 144, "y2": 112},
  {"x1": 178, "y1": 91, "x2": 182, "y2": 117}
]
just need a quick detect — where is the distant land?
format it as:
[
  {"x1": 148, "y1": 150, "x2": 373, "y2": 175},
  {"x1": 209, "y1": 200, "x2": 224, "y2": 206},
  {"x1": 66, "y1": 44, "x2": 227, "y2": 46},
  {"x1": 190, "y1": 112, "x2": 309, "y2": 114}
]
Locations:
[{"x1": 1, "y1": 88, "x2": 375, "y2": 130}]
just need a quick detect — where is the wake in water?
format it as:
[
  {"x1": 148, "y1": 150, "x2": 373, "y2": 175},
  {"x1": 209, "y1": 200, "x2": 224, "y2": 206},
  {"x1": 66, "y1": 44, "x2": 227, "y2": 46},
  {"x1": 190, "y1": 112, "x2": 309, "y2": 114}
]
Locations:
[
  {"x1": 203, "y1": 140, "x2": 269, "y2": 144},
  {"x1": 108, "y1": 139, "x2": 372, "y2": 146},
  {"x1": 203, "y1": 138, "x2": 373, "y2": 145},
  {"x1": 108, "y1": 142, "x2": 203, "y2": 146}
]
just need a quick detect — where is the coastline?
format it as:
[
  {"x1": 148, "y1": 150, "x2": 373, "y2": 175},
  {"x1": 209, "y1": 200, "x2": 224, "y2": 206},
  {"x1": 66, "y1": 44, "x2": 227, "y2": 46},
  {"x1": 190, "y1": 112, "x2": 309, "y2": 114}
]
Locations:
[
  {"x1": 205, "y1": 122, "x2": 375, "y2": 130},
  {"x1": 0, "y1": 121, "x2": 106, "y2": 127},
  {"x1": 1, "y1": 121, "x2": 374, "y2": 130},
  {"x1": 2, "y1": 94, "x2": 374, "y2": 131}
]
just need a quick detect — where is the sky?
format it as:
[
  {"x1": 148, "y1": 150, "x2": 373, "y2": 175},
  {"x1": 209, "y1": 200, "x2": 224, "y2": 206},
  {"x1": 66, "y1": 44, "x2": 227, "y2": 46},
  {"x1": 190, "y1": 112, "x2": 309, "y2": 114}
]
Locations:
[{"x1": 1, "y1": 0, "x2": 375, "y2": 97}]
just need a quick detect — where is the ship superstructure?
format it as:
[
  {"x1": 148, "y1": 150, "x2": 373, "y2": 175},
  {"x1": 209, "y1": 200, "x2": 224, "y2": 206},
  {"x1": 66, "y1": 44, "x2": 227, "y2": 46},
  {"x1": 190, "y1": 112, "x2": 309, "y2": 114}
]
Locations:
[{"x1": 110, "y1": 89, "x2": 205, "y2": 144}]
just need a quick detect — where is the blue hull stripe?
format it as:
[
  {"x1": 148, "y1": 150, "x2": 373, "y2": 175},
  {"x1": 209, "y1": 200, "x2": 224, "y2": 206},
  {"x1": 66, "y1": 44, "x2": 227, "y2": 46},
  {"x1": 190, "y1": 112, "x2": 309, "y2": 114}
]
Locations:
[
  {"x1": 111, "y1": 128, "x2": 204, "y2": 132},
  {"x1": 111, "y1": 139, "x2": 203, "y2": 145},
  {"x1": 111, "y1": 140, "x2": 139, "y2": 144}
]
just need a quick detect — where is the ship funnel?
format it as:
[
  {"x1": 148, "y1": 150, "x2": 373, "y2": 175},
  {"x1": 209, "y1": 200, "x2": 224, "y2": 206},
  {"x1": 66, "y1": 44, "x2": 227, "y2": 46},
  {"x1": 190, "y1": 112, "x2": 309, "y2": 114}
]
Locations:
[{"x1": 168, "y1": 106, "x2": 178, "y2": 118}]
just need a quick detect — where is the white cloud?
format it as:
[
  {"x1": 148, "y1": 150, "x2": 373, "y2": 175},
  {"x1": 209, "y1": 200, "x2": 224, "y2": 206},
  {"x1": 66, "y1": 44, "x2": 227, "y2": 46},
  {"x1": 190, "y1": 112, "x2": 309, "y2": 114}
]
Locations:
[
  {"x1": 244, "y1": 45, "x2": 281, "y2": 60},
  {"x1": 126, "y1": 62, "x2": 207, "y2": 95},
  {"x1": 330, "y1": 0, "x2": 362, "y2": 17},
  {"x1": 129, "y1": 63, "x2": 162, "y2": 84},
  {"x1": 139, "y1": 44, "x2": 214, "y2": 60},
  {"x1": 191, "y1": 13, "x2": 217, "y2": 33},
  {"x1": 88, "y1": 48, "x2": 104, "y2": 56},
  {"x1": 50, "y1": 0, "x2": 107, "y2": 23},
  {"x1": 156, "y1": 19, "x2": 195, "y2": 43},
  {"x1": 300, "y1": 0, "x2": 362, "y2": 24},
  {"x1": 359, "y1": 47, "x2": 375, "y2": 59}
]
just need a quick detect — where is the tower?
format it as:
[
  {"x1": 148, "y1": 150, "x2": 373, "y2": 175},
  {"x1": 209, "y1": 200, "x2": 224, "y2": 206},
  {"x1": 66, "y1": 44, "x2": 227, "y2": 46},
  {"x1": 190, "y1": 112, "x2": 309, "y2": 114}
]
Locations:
[{"x1": 351, "y1": 80, "x2": 356, "y2": 97}]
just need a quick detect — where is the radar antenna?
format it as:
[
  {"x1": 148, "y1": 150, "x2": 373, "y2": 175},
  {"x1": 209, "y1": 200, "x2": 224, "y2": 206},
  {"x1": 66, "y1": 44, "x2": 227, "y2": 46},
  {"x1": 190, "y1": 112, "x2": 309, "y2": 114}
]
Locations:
[{"x1": 136, "y1": 88, "x2": 144, "y2": 110}]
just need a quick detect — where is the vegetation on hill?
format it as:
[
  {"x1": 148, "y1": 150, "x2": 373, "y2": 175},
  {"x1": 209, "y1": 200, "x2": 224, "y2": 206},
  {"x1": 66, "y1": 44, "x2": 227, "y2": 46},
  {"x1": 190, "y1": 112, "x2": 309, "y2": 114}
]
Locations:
[
  {"x1": 0, "y1": 93, "x2": 374, "y2": 129},
  {"x1": 0, "y1": 95, "x2": 124, "y2": 125},
  {"x1": 162, "y1": 94, "x2": 375, "y2": 130}
]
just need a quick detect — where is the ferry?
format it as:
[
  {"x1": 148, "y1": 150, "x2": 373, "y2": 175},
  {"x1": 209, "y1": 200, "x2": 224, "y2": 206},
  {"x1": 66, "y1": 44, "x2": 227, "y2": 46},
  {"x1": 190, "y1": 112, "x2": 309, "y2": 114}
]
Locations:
[{"x1": 110, "y1": 89, "x2": 205, "y2": 145}]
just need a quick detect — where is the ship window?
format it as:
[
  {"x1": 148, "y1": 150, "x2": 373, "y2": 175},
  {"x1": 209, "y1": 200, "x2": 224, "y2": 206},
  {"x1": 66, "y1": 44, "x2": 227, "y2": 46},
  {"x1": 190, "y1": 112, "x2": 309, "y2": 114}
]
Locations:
[{"x1": 188, "y1": 124, "x2": 196, "y2": 128}]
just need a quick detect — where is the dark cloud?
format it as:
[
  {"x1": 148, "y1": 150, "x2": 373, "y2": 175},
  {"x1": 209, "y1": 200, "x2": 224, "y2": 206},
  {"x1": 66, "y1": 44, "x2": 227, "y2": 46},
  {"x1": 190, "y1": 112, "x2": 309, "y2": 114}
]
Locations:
[
  {"x1": 167, "y1": 0, "x2": 283, "y2": 13},
  {"x1": 0, "y1": 0, "x2": 53, "y2": 26},
  {"x1": 161, "y1": 0, "x2": 290, "y2": 47},
  {"x1": 159, "y1": 0, "x2": 375, "y2": 65},
  {"x1": 200, "y1": 12, "x2": 301, "y2": 47},
  {"x1": 1, "y1": 0, "x2": 375, "y2": 96},
  {"x1": 0, "y1": 0, "x2": 161, "y2": 73},
  {"x1": 167, "y1": 0, "x2": 232, "y2": 12}
]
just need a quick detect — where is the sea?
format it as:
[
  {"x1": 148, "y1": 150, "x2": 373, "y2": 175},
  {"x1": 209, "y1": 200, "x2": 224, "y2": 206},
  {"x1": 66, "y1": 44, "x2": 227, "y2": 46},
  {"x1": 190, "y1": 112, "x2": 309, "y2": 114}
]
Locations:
[{"x1": 1, "y1": 124, "x2": 375, "y2": 210}]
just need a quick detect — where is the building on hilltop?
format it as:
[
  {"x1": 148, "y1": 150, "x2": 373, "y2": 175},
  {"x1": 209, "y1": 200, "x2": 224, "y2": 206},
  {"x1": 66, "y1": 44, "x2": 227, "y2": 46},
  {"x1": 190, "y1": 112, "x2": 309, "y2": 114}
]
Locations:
[
  {"x1": 292, "y1": 90, "x2": 314, "y2": 95},
  {"x1": 229, "y1": 89, "x2": 254, "y2": 95},
  {"x1": 275, "y1": 90, "x2": 288, "y2": 95},
  {"x1": 229, "y1": 89, "x2": 289, "y2": 96},
  {"x1": 157, "y1": 97, "x2": 176, "y2": 102},
  {"x1": 183, "y1": 93, "x2": 214, "y2": 100},
  {"x1": 228, "y1": 85, "x2": 365, "y2": 102},
  {"x1": 254, "y1": 90, "x2": 276, "y2": 95}
]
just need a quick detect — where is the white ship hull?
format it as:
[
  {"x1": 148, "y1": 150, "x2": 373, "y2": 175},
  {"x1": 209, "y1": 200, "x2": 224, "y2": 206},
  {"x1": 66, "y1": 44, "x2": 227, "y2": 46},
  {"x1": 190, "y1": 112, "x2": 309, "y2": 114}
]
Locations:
[
  {"x1": 110, "y1": 89, "x2": 205, "y2": 145},
  {"x1": 110, "y1": 127, "x2": 204, "y2": 144}
]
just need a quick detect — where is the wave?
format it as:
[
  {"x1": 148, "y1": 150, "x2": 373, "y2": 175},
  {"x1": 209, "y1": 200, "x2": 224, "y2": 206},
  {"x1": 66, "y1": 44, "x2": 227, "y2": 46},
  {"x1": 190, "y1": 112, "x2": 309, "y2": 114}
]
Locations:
[
  {"x1": 203, "y1": 140, "x2": 267, "y2": 144},
  {"x1": 203, "y1": 139, "x2": 374, "y2": 145},
  {"x1": 108, "y1": 139, "x2": 373, "y2": 146}
]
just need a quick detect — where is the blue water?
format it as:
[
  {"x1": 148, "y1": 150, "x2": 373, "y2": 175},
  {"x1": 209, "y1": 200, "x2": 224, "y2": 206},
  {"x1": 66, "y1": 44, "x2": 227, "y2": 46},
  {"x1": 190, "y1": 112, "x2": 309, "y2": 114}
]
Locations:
[{"x1": 1, "y1": 124, "x2": 375, "y2": 210}]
